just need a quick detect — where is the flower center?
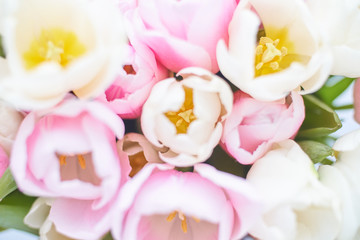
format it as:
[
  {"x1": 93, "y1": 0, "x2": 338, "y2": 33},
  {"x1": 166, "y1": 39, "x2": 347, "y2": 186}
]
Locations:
[
  {"x1": 166, "y1": 211, "x2": 200, "y2": 234},
  {"x1": 23, "y1": 28, "x2": 86, "y2": 70},
  {"x1": 58, "y1": 154, "x2": 86, "y2": 169},
  {"x1": 164, "y1": 86, "x2": 197, "y2": 134},
  {"x1": 57, "y1": 153, "x2": 101, "y2": 186},
  {"x1": 255, "y1": 36, "x2": 288, "y2": 76}
]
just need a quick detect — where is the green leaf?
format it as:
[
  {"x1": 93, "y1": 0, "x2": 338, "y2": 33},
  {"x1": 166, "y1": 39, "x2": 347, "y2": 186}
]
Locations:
[
  {"x1": 0, "y1": 169, "x2": 17, "y2": 201},
  {"x1": 297, "y1": 95, "x2": 342, "y2": 138},
  {"x1": 102, "y1": 232, "x2": 114, "y2": 240},
  {"x1": 298, "y1": 140, "x2": 334, "y2": 164},
  {"x1": 315, "y1": 76, "x2": 355, "y2": 107},
  {"x1": 0, "y1": 190, "x2": 37, "y2": 234},
  {"x1": 320, "y1": 158, "x2": 334, "y2": 165},
  {"x1": 206, "y1": 145, "x2": 249, "y2": 178},
  {"x1": 0, "y1": 35, "x2": 4, "y2": 58}
]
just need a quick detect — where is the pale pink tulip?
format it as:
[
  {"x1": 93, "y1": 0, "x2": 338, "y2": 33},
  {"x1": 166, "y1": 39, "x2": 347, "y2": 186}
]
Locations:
[
  {"x1": 112, "y1": 163, "x2": 261, "y2": 240},
  {"x1": 221, "y1": 91, "x2": 305, "y2": 164},
  {"x1": 121, "y1": 0, "x2": 237, "y2": 73},
  {"x1": 43, "y1": 134, "x2": 165, "y2": 239},
  {"x1": 354, "y1": 78, "x2": 360, "y2": 123},
  {"x1": 97, "y1": 39, "x2": 167, "y2": 119},
  {"x1": 0, "y1": 146, "x2": 8, "y2": 178},
  {"x1": 10, "y1": 98, "x2": 130, "y2": 207}
]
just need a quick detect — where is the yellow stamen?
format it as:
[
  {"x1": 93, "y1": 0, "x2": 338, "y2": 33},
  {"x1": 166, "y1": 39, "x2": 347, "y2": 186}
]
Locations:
[
  {"x1": 59, "y1": 155, "x2": 67, "y2": 166},
  {"x1": 164, "y1": 86, "x2": 197, "y2": 134},
  {"x1": 77, "y1": 154, "x2": 86, "y2": 169},
  {"x1": 23, "y1": 27, "x2": 86, "y2": 70},
  {"x1": 192, "y1": 216, "x2": 201, "y2": 223},
  {"x1": 165, "y1": 211, "x2": 200, "y2": 234},
  {"x1": 181, "y1": 217, "x2": 188, "y2": 233},
  {"x1": 255, "y1": 36, "x2": 288, "y2": 76},
  {"x1": 270, "y1": 62, "x2": 279, "y2": 70},
  {"x1": 166, "y1": 211, "x2": 177, "y2": 222}
]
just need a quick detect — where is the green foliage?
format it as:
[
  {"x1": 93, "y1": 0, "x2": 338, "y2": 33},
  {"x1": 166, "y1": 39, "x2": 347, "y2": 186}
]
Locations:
[
  {"x1": 206, "y1": 146, "x2": 249, "y2": 178},
  {"x1": 297, "y1": 95, "x2": 342, "y2": 138},
  {"x1": 314, "y1": 76, "x2": 355, "y2": 109},
  {"x1": 0, "y1": 190, "x2": 37, "y2": 234},
  {"x1": 298, "y1": 140, "x2": 334, "y2": 164},
  {"x1": 0, "y1": 35, "x2": 4, "y2": 58},
  {"x1": 0, "y1": 170, "x2": 17, "y2": 201},
  {"x1": 102, "y1": 232, "x2": 114, "y2": 240}
]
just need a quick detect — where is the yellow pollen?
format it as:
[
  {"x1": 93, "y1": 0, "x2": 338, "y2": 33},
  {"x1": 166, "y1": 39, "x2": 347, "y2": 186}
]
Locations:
[
  {"x1": 58, "y1": 154, "x2": 86, "y2": 169},
  {"x1": 59, "y1": 155, "x2": 67, "y2": 166},
  {"x1": 164, "y1": 86, "x2": 197, "y2": 134},
  {"x1": 255, "y1": 36, "x2": 288, "y2": 76},
  {"x1": 192, "y1": 216, "x2": 201, "y2": 223},
  {"x1": 23, "y1": 28, "x2": 86, "y2": 70},
  {"x1": 77, "y1": 154, "x2": 86, "y2": 169},
  {"x1": 166, "y1": 211, "x2": 177, "y2": 222},
  {"x1": 165, "y1": 211, "x2": 201, "y2": 234},
  {"x1": 181, "y1": 216, "x2": 188, "y2": 233}
]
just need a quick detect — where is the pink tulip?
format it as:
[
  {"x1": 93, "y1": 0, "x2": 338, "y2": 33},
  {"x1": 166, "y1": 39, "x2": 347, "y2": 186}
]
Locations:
[
  {"x1": 354, "y1": 78, "x2": 360, "y2": 123},
  {"x1": 221, "y1": 91, "x2": 305, "y2": 164},
  {"x1": 121, "y1": 0, "x2": 237, "y2": 73},
  {"x1": 0, "y1": 147, "x2": 8, "y2": 178},
  {"x1": 10, "y1": 97, "x2": 130, "y2": 206},
  {"x1": 97, "y1": 39, "x2": 168, "y2": 119},
  {"x1": 112, "y1": 163, "x2": 261, "y2": 240}
]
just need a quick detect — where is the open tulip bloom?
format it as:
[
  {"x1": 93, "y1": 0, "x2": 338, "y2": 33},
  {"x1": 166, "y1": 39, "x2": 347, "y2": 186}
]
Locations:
[{"x1": 0, "y1": 0, "x2": 360, "y2": 239}]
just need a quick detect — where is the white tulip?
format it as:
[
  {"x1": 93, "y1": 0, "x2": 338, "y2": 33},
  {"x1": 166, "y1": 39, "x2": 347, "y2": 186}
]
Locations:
[
  {"x1": 319, "y1": 129, "x2": 360, "y2": 240},
  {"x1": 141, "y1": 67, "x2": 233, "y2": 167},
  {"x1": 217, "y1": 0, "x2": 332, "y2": 101},
  {"x1": 24, "y1": 198, "x2": 73, "y2": 240},
  {"x1": 247, "y1": 140, "x2": 341, "y2": 240},
  {"x1": 0, "y1": 99, "x2": 23, "y2": 155},
  {"x1": 307, "y1": 0, "x2": 360, "y2": 78},
  {"x1": 0, "y1": 0, "x2": 127, "y2": 110}
]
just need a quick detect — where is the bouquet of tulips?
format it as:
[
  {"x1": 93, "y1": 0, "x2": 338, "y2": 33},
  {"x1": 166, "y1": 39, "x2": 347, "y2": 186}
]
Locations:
[{"x1": 0, "y1": 0, "x2": 359, "y2": 239}]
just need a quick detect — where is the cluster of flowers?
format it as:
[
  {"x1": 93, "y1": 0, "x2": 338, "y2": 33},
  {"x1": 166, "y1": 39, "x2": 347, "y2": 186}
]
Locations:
[{"x1": 0, "y1": 0, "x2": 359, "y2": 239}]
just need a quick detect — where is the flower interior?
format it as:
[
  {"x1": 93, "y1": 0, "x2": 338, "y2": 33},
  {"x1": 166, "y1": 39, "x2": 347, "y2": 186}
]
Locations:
[
  {"x1": 123, "y1": 64, "x2": 136, "y2": 75},
  {"x1": 254, "y1": 27, "x2": 309, "y2": 77},
  {"x1": 164, "y1": 86, "x2": 197, "y2": 134},
  {"x1": 255, "y1": 36, "x2": 288, "y2": 76},
  {"x1": 23, "y1": 28, "x2": 86, "y2": 70},
  {"x1": 128, "y1": 151, "x2": 148, "y2": 177},
  {"x1": 166, "y1": 210, "x2": 200, "y2": 234},
  {"x1": 57, "y1": 152, "x2": 101, "y2": 186}
]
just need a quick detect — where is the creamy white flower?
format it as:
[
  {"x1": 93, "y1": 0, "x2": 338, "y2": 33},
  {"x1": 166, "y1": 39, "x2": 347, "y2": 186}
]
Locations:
[
  {"x1": 141, "y1": 67, "x2": 233, "y2": 167},
  {"x1": 0, "y1": 0, "x2": 127, "y2": 110},
  {"x1": 0, "y1": 0, "x2": 17, "y2": 36},
  {"x1": 307, "y1": 0, "x2": 360, "y2": 78},
  {"x1": 217, "y1": 0, "x2": 332, "y2": 101},
  {"x1": 318, "y1": 129, "x2": 360, "y2": 240},
  {"x1": 0, "y1": 99, "x2": 23, "y2": 155},
  {"x1": 24, "y1": 198, "x2": 74, "y2": 240},
  {"x1": 247, "y1": 140, "x2": 341, "y2": 240}
]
